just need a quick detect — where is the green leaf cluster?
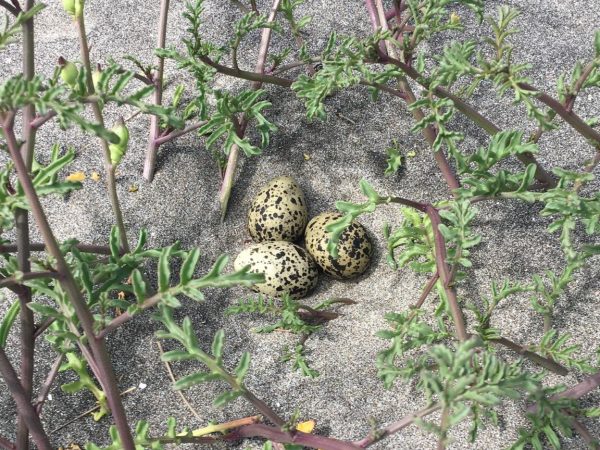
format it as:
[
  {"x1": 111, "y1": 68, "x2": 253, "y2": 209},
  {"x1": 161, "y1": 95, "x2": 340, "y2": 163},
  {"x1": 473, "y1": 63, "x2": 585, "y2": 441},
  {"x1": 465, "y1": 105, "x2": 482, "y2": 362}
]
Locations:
[
  {"x1": 417, "y1": 339, "x2": 540, "y2": 443},
  {"x1": 0, "y1": 4, "x2": 45, "y2": 50},
  {"x1": 457, "y1": 131, "x2": 539, "y2": 197},
  {"x1": 59, "y1": 352, "x2": 109, "y2": 421},
  {"x1": 376, "y1": 309, "x2": 449, "y2": 387},
  {"x1": 199, "y1": 89, "x2": 277, "y2": 157},
  {"x1": 155, "y1": 307, "x2": 250, "y2": 407},
  {"x1": 384, "y1": 208, "x2": 435, "y2": 272},
  {"x1": 292, "y1": 30, "x2": 402, "y2": 119}
]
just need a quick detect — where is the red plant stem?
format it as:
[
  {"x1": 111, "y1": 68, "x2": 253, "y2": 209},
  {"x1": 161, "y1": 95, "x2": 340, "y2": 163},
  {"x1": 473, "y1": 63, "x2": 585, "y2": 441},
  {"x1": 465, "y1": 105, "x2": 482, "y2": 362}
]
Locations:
[
  {"x1": 0, "y1": 0, "x2": 18, "y2": 15},
  {"x1": 414, "y1": 271, "x2": 439, "y2": 309},
  {"x1": 154, "y1": 120, "x2": 206, "y2": 146},
  {"x1": 519, "y1": 82, "x2": 600, "y2": 147},
  {"x1": 554, "y1": 370, "x2": 600, "y2": 401},
  {"x1": 355, "y1": 404, "x2": 441, "y2": 447},
  {"x1": 14, "y1": 215, "x2": 33, "y2": 450},
  {"x1": 364, "y1": 0, "x2": 387, "y2": 56},
  {"x1": 96, "y1": 290, "x2": 164, "y2": 339},
  {"x1": 386, "y1": 4, "x2": 406, "y2": 20},
  {"x1": 488, "y1": 337, "x2": 568, "y2": 375},
  {"x1": 0, "y1": 243, "x2": 117, "y2": 255},
  {"x1": 565, "y1": 60, "x2": 597, "y2": 112},
  {"x1": 372, "y1": 0, "x2": 460, "y2": 192},
  {"x1": 388, "y1": 196, "x2": 427, "y2": 211},
  {"x1": 0, "y1": 271, "x2": 58, "y2": 288},
  {"x1": 197, "y1": 52, "x2": 557, "y2": 187},
  {"x1": 426, "y1": 205, "x2": 467, "y2": 341},
  {"x1": 0, "y1": 435, "x2": 16, "y2": 450},
  {"x1": 170, "y1": 423, "x2": 361, "y2": 450},
  {"x1": 527, "y1": 370, "x2": 600, "y2": 415},
  {"x1": 33, "y1": 318, "x2": 53, "y2": 339},
  {"x1": 35, "y1": 354, "x2": 64, "y2": 415},
  {"x1": 570, "y1": 417, "x2": 598, "y2": 448},
  {"x1": 2, "y1": 116, "x2": 136, "y2": 450},
  {"x1": 29, "y1": 110, "x2": 56, "y2": 129},
  {"x1": 386, "y1": 195, "x2": 467, "y2": 340},
  {"x1": 376, "y1": 56, "x2": 557, "y2": 187},
  {"x1": 218, "y1": 0, "x2": 281, "y2": 219},
  {"x1": 16, "y1": 3, "x2": 36, "y2": 447},
  {"x1": 0, "y1": 345, "x2": 52, "y2": 450},
  {"x1": 143, "y1": 0, "x2": 170, "y2": 182}
]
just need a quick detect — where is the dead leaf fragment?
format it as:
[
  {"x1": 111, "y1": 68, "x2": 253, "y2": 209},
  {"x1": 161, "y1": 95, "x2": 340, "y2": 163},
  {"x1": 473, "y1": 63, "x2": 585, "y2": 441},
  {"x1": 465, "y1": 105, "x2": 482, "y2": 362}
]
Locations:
[
  {"x1": 303, "y1": 153, "x2": 311, "y2": 161},
  {"x1": 91, "y1": 171, "x2": 101, "y2": 181},
  {"x1": 128, "y1": 184, "x2": 139, "y2": 193},
  {"x1": 66, "y1": 171, "x2": 85, "y2": 182}
]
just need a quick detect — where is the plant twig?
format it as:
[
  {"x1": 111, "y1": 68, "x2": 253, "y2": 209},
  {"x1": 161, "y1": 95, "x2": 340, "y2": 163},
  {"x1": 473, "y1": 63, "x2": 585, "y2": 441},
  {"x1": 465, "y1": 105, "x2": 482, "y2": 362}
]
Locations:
[
  {"x1": 413, "y1": 271, "x2": 439, "y2": 310},
  {"x1": 16, "y1": 2, "x2": 37, "y2": 446},
  {"x1": 155, "y1": 341, "x2": 201, "y2": 421},
  {"x1": 0, "y1": 243, "x2": 119, "y2": 255},
  {"x1": 154, "y1": 120, "x2": 207, "y2": 146},
  {"x1": 143, "y1": 0, "x2": 170, "y2": 182},
  {"x1": 565, "y1": 60, "x2": 598, "y2": 112},
  {"x1": 0, "y1": 271, "x2": 58, "y2": 289},
  {"x1": 426, "y1": 205, "x2": 468, "y2": 341},
  {"x1": 436, "y1": 406, "x2": 449, "y2": 450},
  {"x1": 570, "y1": 417, "x2": 599, "y2": 449},
  {"x1": 519, "y1": 82, "x2": 600, "y2": 148},
  {"x1": 488, "y1": 337, "x2": 568, "y2": 375},
  {"x1": 218, "y1": 0, "x2": 282, "y2": 220},
  {"x1": 34, "y1": 353, "x2": 64, "y2": 415},
  {"x1": 0, "y1": 345, "x2": 52, "y2": 450},
  {"x1": 76, "y1": 15, "x2": 130, "y2": 253},
  {"x1": 378, "y1": 55, "x2": 557, "y2": 188},
  {"x1": 527, "y1": 370, "x2": 600, "y2": 415},
  {"x1": 554, "y1": 370, "x2": 600, "y2": 401},
  {"x1": 372, "y1": 0, "x2": 461, "y2": 192},
  {"x1": 184, "y1": 415, "x2": 261, "y2": 437},
  {"x1": 0, "y1": 435, "x2": 15, "y2": 450},
  {"x1": 50, "y1": 386, "x2": 137, "y2": 434},
  {"x1": 166, "y1": 423, "x2": 361, "y2": 450},
  {"x1": 2, "y1": 114, "x2": 136, "y2": 450},
  {"x1": 0, "y1": 0, "x2": 18, "y2": 16},
  {"x1": 355, "y1": 403, "x2": 441, "y2": 447}
]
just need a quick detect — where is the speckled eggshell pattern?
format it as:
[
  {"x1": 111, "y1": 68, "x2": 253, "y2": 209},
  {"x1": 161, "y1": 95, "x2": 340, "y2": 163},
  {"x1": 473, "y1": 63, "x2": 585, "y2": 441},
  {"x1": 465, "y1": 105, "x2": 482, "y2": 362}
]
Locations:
[
  {"x1": 305, "y1": 212, "x2": 372, "y2": 279},
  {"x1": 234, "y1": 241, "x2": 319, "y2": 299},
  {"x1": 247, "y1": 176, "x2": 308, "y2": 242}
]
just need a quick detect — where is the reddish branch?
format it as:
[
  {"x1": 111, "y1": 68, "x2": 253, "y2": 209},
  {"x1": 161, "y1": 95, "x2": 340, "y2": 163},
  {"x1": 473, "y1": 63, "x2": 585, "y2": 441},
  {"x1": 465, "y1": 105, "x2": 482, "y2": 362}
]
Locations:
[
  {"x1": 2, "y1": 114, "x2": 137, "y2": 450},
  {"x1": 0, "y1": 346, "x2": 51, "y2": 449}
]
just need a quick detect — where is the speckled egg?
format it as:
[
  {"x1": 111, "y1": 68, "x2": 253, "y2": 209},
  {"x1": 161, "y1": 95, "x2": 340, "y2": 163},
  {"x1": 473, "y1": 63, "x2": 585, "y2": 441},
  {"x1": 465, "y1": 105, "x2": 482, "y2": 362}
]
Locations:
[
  {"x1": 247, "y1": 176, "x2": 308, "y2": 242},
  {"x1": 305, "y1": 212, "x2": 372, "y2": 279},
  {"x1": 234, "y1": 241, "x2": 319, "y2": 299}
]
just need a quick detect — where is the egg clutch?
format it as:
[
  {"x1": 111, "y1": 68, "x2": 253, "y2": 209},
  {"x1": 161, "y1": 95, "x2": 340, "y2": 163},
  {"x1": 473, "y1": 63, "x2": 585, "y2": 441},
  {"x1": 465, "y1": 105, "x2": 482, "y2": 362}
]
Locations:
[{"x1": 234, "y1": 176, "x2": 372, "y2": 299}]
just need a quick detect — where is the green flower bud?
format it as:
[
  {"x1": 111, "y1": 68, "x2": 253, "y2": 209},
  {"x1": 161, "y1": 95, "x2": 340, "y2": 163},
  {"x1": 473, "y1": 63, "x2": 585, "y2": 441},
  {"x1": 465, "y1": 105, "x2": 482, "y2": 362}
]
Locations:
[
  {"x1": 59, "y1": 57, "x2": 78, "y2": 88},
  {"x1": 63, "y1": 0, "x2": 84, "y2": 18},
  {"x1": 108, "y1": 118, "x2": 129, "y2": 166},
  {"x1": 74, "y1": 0, "x2": 85, "y2": 18},
  {"x1": 62, "y1": 0, "x2": 76, "y2": 16}
]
